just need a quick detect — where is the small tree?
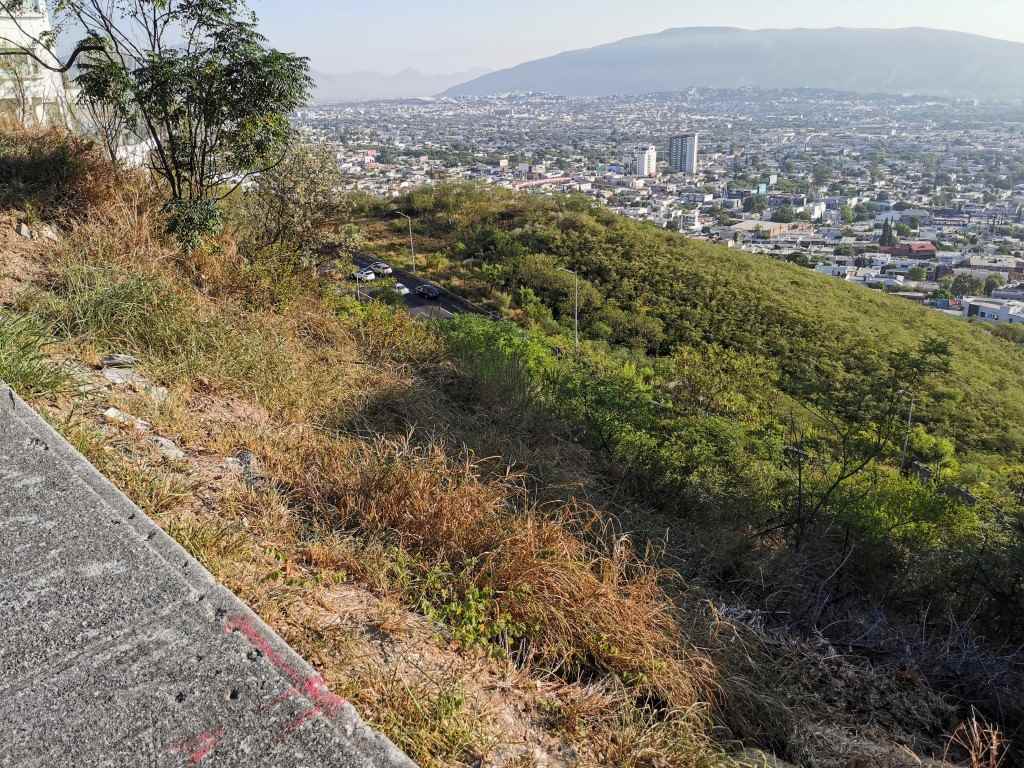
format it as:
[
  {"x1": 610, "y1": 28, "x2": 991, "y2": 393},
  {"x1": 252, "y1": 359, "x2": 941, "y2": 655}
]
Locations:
[
  {"x1": 985, "y1": 273, "x2": 1006, "y2": 297},
  {"x1": 951, "y1": 273, "x2": 985, "y2": 297},
  {"x1": 239, "y1": 142, "x2": 350, "y2": 257},
  {"x1": 772, "y1": 205, "x2": 796, "y2": 224},
  {"x1": 743, "y1": 194, "x2": 767, "y2": 214},
  {"x1": 1, "y1": 0, "x2": 312, "y2": 249},
  {"x1": 880, "y1": 220, "x2": 899, "y2": 247}
]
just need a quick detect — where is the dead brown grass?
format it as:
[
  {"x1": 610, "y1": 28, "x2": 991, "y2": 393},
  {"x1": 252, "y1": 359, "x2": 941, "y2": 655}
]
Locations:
[
  {"x1": 945, "y1": 712, "x2": 1009, "y2": 768},
  {"x1": 240, "y1": 428, "x2": 717, "y2": 715},
  {"x1": 0, "y1": 128, "x2": 119, "y2": 219}
]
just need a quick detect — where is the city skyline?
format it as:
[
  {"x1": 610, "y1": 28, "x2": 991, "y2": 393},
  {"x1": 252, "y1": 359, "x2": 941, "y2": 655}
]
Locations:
[{"x1": 251, "y1": 0, "x2": 1024, "y2": 74}]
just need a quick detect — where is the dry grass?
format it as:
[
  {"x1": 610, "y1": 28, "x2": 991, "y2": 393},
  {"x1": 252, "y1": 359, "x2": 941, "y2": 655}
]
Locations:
[
  {"x1": 945, "y1": 712, "x2": 1009, "y2": 768},
  {"x1": 254, "y1": 431, "x2": 717, "y2": 710},
  {"x1": 0, "y1": 128, "x2": 118, "y2": 219},
  {"x1": 3, "y1": 127, "x2": 973, "y2": 768}
]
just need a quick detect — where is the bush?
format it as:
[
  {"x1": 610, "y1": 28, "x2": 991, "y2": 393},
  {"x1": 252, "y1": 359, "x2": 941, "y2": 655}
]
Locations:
[
  {"x1": 0, "y1": 129, "x2": 115, "y2": 218},
  {"x1": 235, "y1": 142, "x2": 352, "y2": 258}
]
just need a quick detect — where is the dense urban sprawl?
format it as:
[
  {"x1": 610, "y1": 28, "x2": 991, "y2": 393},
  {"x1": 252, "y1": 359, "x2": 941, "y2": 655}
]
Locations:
[{"x1": 296, "y1": 89, "x2": 1024, "y2": 323}]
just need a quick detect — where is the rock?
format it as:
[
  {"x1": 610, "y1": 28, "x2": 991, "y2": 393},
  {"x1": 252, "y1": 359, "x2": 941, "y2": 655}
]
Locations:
[
  {"x1": 235, "y1": 449, "x2": 267, "y2": 489},
  {"x1": 147, "y1": 385, "x2": 170, "y2": 404},
  {"x1": 39, "y1": 224, "x2": 60, "y2": 242},
  {"x1": 102, "y1": 407, "x2": 151, "y2": 433},
  {"x1": 100, "y1": 365, "x2": 169, "y2": 403},
  {"x1": 150, "y1": 436, "x2": 186, "y2": 461},
  {"x1": 15, "y1": 222, "x2": 31, "y2": 239},
  {"x1": 223, "y1": 457, "x2": 245, "y2": 475},
  {"x1": 102, "y1": 367, "x2": 148, "y2": 387},
  {"x1": 101, "y1": 354, "x2": 138, "y2": 368}
]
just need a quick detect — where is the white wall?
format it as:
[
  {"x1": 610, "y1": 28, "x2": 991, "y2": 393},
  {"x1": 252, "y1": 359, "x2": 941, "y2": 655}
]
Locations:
[{"x1": 0, "y1": 1, "x2": 68, "y2": 125}]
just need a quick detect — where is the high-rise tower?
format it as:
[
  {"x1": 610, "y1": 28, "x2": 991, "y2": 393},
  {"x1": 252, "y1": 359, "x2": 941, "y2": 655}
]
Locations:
[{"x1": 670, "y1": 133, "x2": 699, "y2": 175}]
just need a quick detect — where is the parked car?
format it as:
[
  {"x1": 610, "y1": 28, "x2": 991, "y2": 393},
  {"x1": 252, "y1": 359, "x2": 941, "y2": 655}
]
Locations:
[
  {"x1": 393, "y1": 282, "x2": 411, "y2": 296},
  {"x1": 371, "y1": 261, "x2": 393, "y2": 276},
  {"x1": 416, "y1": 284, "x2": 441, "y2": 300},
  {"x1": 352, "y1": 268, "x2": 376, "y2": 282}
]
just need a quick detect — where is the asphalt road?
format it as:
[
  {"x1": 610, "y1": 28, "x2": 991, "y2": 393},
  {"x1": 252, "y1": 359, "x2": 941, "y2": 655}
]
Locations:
[{"x1": 350, "y1": 253, "x2": 495, "y2": 320}]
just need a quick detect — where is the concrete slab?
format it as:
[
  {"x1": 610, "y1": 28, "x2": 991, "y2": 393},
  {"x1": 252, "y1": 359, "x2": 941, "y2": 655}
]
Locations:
[{"x1": 0, "y1": 384, "x2": 418, "y2": 768}]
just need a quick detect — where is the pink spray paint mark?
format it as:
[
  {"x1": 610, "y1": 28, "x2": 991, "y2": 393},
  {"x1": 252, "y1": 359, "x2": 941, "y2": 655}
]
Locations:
[
  {"x1": 224, "y1": 614, "x2": 348, "y2": 736},
  {"x1": 171, "y1": 728, "x2": 224, "y2": 765}
]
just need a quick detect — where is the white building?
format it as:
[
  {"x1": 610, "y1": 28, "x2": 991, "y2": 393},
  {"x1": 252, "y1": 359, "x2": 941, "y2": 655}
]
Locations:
[
  {"x1": 670, "y1": 133, "x2": 699, "y2": 175},
  {"x1": 0, "y1": 0, "x2": 68, "y2": 125},
  {"x1": 626, "y1": 144, "x2": 657, "y2": 178},
  {"x1": 962, "y1": 297, "x2": 1024, "y2": 324}
]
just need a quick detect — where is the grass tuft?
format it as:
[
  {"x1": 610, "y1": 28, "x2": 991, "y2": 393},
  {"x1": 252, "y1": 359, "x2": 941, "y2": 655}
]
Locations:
[{"x1": 0, "y1": 312, "x2": 68, "y2": 396}]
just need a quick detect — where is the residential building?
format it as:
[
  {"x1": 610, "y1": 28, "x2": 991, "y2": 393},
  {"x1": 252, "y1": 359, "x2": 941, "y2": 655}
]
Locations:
[
  {"x1": 0, "y1": 0, "x2": 67, "y2": 125},
  {"x1": 962, "y1": 296, "x2": 1024, "y2": 323},
  {"x1": 626, "y1": 144, "x2": 657, "y2": 178},
  {"x1": 669, "y1": 133, "x2": 699, "y2": 174}
]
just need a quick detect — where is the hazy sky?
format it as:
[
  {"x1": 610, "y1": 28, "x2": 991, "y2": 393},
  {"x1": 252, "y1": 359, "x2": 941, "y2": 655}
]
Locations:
[{"x1": 249, "y1": 0, "x2": 1024, "y2": 74}]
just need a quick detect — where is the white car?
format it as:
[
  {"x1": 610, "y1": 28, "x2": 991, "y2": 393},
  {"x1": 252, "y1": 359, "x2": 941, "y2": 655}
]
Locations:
[
  {"x1": 371, "y1": 261, "x2": 394, "y2": 276},
  {"x1": 352, "y1": 268, "x2": 376, "y2": 282},
  {"x1": 393, "y1": 282, "x2": 411, "y2": 296}
]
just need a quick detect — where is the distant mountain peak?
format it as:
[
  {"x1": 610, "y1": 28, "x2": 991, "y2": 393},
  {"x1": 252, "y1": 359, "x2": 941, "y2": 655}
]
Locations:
[{"x1": 446, "y1": 27, "x2": 1024, "y2": 100}]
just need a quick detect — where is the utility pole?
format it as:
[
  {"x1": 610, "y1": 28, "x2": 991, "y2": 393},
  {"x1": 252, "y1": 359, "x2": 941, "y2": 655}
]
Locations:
[
  {"x1": 394, "y1": 210, "x2": 416, "y2": 275},
  {"x1": 900, "y1": 391, "x2": 916, "y2": 468},
  {"x1": 559, "y1": 267, "x2": 580, "y2": 354}
]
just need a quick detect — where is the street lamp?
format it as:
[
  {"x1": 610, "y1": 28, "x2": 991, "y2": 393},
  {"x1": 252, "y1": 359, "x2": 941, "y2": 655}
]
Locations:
[
  {"x1": 393, "y1": 210, "x2": 416, "y2": 276},
  {"x1": 559, "y1": 267, "x2": 580, "y2": 354}
]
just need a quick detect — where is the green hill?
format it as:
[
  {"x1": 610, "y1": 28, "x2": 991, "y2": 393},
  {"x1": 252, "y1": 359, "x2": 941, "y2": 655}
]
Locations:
[
  {"x1": 361, "y1": 186, "x2": 1024, "y2": 662},
  {"x1": 368, "y1": 185, "x2": 1024, "y2": 463}
]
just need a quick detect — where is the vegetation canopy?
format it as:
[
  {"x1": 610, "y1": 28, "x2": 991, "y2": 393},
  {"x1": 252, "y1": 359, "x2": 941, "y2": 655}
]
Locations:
[{"x1": 1, "y1": 0, "x2": 311, "y2": 247}]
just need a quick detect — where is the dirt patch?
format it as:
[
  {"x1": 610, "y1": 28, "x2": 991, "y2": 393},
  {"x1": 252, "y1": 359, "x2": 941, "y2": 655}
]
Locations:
[{"x1": 0, "y1": 215, "x2": 50, "y2": 306}]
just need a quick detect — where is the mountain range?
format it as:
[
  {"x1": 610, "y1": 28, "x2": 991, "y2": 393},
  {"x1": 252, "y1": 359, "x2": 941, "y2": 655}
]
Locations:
[
  {"x1": 313, "y1": 67, "x2": 490, "y2": 104},
  {"x1": 445, "y1": 27, "x2": 1024, "y2": 100}
]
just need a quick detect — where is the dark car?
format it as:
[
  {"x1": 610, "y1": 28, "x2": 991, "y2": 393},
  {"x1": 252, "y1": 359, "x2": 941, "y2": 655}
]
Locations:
[{"x1": 416, "y1": 284, "x2": 441, "y2": 300}]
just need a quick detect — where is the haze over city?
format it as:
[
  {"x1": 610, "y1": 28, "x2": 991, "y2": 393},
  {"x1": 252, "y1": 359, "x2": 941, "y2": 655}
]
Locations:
[{"x1": 253, "y1": 0, "x2": 1024, "y2": 74}]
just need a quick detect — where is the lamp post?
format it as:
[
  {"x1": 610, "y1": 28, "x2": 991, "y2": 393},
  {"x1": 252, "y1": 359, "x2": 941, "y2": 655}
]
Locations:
[
  {"x1": 559, "y1": 267, "x2": 580, "y2": 354},
  {"x1": 394, "y1": 210, "x2": 416, "y2": 276}
]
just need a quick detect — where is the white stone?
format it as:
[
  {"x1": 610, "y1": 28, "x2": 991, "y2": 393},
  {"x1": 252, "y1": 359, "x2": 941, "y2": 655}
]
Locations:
[
  {"x1": 150, "y1": 436, "x2": 186, "y2": 461},
  {"x1": 15, "y1": 222, "x2": 31, "y2": 239},
  {"x1": 102, "y1": 407, "x2": 150, "y2": 433},
  {"x1": 101, "y1": 367, "x2": 148, "y2": 387},
  {"x1": 101, "y1": 354, "x2": 138, "y2": 368}
]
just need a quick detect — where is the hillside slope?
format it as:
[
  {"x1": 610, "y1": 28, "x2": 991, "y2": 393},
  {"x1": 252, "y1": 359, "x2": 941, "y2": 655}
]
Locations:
[
  {"x1": 2, "y1": 131, "x2": 1014, "y2": 767},
  {"x1": 446, "y1": 27, "x2": 1024, "y2": 99}
]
